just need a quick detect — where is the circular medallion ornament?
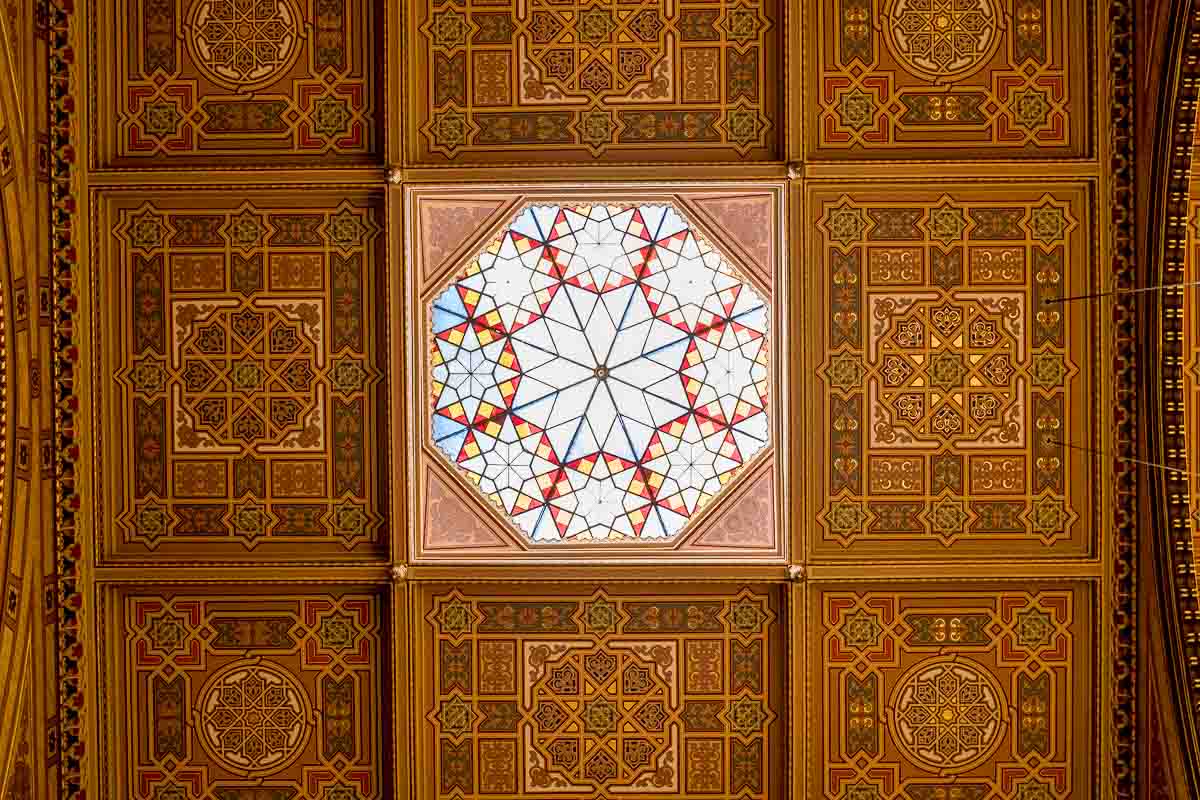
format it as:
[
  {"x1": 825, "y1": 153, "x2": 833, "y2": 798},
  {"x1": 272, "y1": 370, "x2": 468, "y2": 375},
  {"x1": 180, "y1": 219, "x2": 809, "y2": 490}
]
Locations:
[
  {"x1": 195, "y1": 658, "x2": 314, "y2": 776},
  {"x1": 881, "y1": 0, "x2": 1002, "y2": 82},
  {"x1": 887, "y1": 655, "x2": 1009, "y2": 773},
  {"x1": 185, "y1": 0, "x2": 304, "y2": 91}
]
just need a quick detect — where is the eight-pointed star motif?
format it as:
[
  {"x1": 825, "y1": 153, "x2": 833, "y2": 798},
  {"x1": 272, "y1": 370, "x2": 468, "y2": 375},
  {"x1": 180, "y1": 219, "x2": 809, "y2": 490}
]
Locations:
[{"x1": 429, "y1": 204, "x2": 771, "y2": 542}]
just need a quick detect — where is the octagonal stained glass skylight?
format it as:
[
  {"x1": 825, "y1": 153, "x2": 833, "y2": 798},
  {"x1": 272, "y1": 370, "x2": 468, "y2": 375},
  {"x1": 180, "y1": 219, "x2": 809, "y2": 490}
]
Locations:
[{"x1": 429, "y1": 203, "x2": 770, "y2": 542}]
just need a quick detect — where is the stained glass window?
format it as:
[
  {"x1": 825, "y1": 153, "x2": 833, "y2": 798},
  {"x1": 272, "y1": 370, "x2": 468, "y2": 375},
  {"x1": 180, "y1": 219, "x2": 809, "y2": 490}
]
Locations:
[{"x1": 429, "y1": 203, "x2": 770, "y2": 542}]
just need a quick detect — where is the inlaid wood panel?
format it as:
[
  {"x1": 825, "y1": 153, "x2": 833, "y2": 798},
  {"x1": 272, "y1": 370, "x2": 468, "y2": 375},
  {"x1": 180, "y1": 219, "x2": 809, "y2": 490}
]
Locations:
[
  {"x1": 810, "y1": 581, "x2": 1094, "y2": 799},
  {"x1": 805, "y1": 182, "x2": 1097, "y2": 561},
  {"x1": 411, "y1": 582, "x2": 787, "y2": 800},
  {"x1": 805, "y1": 0, "x2": 1092, "y2": 160},
  {"x1": 100, "y1": 585, "x2": 388, "y2": 799},
  {"x1": 402, "y1": 0, "x2": 787, "y2": 165},
  {"x1": 89, "y1": 0, "x2": 382, "y2": 167},
  {"x1": 92, "y1": 190, "x2": 390, "y2": 563}
]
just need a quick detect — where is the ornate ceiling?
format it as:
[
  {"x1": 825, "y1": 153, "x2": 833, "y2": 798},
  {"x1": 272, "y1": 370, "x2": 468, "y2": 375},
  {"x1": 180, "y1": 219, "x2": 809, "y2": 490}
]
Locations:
[{"x1": 0, "y1": 0, "x2": 1172, "y2": 798}]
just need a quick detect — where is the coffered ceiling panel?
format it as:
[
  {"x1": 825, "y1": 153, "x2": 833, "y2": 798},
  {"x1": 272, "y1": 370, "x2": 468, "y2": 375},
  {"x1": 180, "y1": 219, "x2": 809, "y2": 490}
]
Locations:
[
  {"x1": 805, "y1": 0, "x2": 1091, "y2": 160},
  {"x1": 805, "y1": 182, "x2": 1097, "y2": 562},
  {"x1": 32, "y1": 0, "x2": 1129, "y2": 796},
  {"x1": 410, "y1": 582, "x2": 786, "y2": 800},
  {"x1": 402, "y1": 185, "x2": 791, "y2": 562},
  {"x1": 99, "y1": 585, "x2": 388, "y2": 799},
  {"x1": 401, "y1": 0, "x2": 787, "y2": 165},
  {"x1": 89, "y1": 0, "x2": 382, "y2": 168},
  {"x1": 810, "y1": 580, "x2": 1094, "y2": 800},
  {"x1": 91, "y1": 190, "x2": 391, "y2": 563}
]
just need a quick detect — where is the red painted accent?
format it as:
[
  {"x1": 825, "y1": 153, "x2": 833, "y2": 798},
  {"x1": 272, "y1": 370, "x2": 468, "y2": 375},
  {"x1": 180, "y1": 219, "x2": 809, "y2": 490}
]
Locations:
[
  {"x1": 134, "y1": 639, "x2": 162, "y2": 667},
  {"x1": 134, "y1": 600, "x2": 163, "y2": 627}
]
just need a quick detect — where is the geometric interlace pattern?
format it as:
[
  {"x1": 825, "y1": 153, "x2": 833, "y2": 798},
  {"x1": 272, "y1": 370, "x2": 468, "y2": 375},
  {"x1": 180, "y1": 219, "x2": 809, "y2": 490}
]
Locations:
[{"x1": 430, "y1": 204, "x2": 770, "y2": 542}]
